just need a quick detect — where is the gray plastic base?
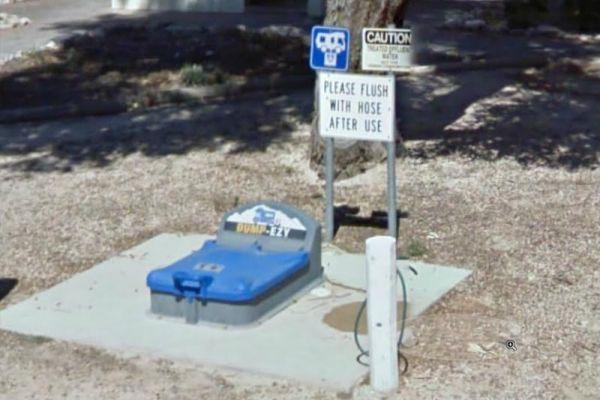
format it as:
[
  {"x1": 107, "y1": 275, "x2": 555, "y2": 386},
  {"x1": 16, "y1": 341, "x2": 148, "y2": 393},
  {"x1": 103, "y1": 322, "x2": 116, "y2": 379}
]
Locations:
[{"x1": 150, "y1": 267, "x2": 323, "y2": 326}]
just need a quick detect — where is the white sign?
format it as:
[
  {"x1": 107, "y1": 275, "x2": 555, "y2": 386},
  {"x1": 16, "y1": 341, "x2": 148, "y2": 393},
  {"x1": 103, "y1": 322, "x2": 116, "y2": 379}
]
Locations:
[
  {"x1": 319, "y1": 72, "x2": 395, "y2": 142},
  {"x1": 361, "y1": 28, "x2": 412, "y2": 72}
]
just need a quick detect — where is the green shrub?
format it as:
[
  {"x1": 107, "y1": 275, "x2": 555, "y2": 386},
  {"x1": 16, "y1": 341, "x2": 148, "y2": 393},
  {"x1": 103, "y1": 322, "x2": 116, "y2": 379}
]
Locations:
[
  {"x1": 180, "y1": 64, "x2": 227, "y2": 86},
  {"x1": 180, "y1": 64, "x2": 207, "y2": 86},
  {"x1": 406, "y1": 240, "x2": 427, "y2": 258}
]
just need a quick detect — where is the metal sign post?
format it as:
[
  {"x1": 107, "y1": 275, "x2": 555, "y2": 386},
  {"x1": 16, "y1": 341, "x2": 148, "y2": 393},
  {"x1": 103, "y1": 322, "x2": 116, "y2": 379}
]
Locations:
[
  {"x1": 310, "y1": 24, "x2": 411, "y2": 242},
  {"x1": 381, "y1": 25, "x2": 405, "y2": 239},
  {"x1": 309, "y1": 25, "x2": 351, "y2": 243},
  {"x1": 318, "y1": 71, "x2": 336, "y2": 243},
  {"x1": 325, "y1": 136, "x2": 335, "y2": 242},
  {"x1": 386, "y1": 123, "x2": 397, "y2": 239},
  {"x1": 363, "y1": 24, "x2": 412, "y2": 239},
  {"x1": 318, "y1": 71, "x2": 396, "y2": 243}
]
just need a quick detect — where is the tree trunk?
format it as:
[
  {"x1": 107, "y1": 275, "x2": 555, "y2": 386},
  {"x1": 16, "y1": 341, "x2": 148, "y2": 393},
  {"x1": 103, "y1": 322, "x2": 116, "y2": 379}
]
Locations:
[{"x1": 309, "y1": 0, "x2": 410, "y2": 179}]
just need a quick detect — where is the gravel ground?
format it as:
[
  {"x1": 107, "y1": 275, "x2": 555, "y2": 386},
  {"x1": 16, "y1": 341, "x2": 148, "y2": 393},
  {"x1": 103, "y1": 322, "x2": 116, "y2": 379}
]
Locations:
[{"x1": 1, "y1": 79, "x2": 599, "y2": 398}]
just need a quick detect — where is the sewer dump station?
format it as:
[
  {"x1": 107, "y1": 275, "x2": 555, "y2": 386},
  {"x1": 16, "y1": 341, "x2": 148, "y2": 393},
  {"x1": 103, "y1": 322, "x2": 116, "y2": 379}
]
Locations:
[
  {"x1": 147, "y1": 201, "x2": 323, "y2": 326},
  {"x1": 0, "y1": 198, "x2": 471, "y2": 389},
  {"x1": 0, "y1": 23, "x2": 475, "y2": 391}
]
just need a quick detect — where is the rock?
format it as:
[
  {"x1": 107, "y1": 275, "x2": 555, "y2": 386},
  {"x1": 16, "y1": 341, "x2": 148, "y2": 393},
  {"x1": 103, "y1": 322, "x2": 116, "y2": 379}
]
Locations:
[
  {"x1": 400, "y1": 327, "x2": 418, "y2": 348},
  {"x1": 581, "y1": 57, "x2": 600, "y2": 78},
  {"x1": 442, "y1": 18, "x2": 463, "y2": 30},
  {"x1": 44, "y1": 40, "x2": 62, "y2": 51},
  {"x1": 464, "y1": 19, "x2": 486, "y2": 31},
  {"x1": 0, "y1": 49, "x2": 23, "y2": 66},
  {"x1": 427, "y1": 232, "x2": 440, "y2": 240},
  {"x1": 441, "y1": 7, "x2": 506, "y2": 33},
  {"x1": 310, "y1": 286, "x2": 332, "y2": 298},
  {"x1": 529, "y1": 24, "x2": 563, "y2": 37},
  {"x1": 467, "y1": 342, "x2": 489, "y2": 355},
  {"x1": 440, "y1": 10, "x2": 470, "y2": 29},
  {"x1": 165, "y1": 24, "x2": 205, "y2": 35},
  {"x1": 97, "y1": 71, "x2": 123, "y2": 86},
  {"x1": 259, "y1": 25, "x2": 305, "y2": 39},
  {"x1": 510, "y1": 28, "x2": 527, "y2": 35},
  {"x1": 588, "y1": 319, "x2": 600, "y2": 332},
  {"x1": 88, "y1": 27, "x2": 106, "y2": 39},
  {"x1": 0, "y1": 12, "x2": 31, "y2": 30},
  {"x1": 508, "y1": 321, "x2": 522, "y2": 336}
]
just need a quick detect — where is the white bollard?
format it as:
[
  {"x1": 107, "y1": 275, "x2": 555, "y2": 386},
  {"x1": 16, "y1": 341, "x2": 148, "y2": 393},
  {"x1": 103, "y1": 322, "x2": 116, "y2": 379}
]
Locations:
[{"x1": 366, "y1": 236, "x2": 398, "y2": 394}]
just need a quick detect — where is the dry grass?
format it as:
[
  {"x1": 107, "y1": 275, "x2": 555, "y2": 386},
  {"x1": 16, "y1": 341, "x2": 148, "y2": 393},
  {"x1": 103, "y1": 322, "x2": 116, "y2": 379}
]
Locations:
[{"x1": 1, "y1": 109, "x2": 598, "y2": 398}]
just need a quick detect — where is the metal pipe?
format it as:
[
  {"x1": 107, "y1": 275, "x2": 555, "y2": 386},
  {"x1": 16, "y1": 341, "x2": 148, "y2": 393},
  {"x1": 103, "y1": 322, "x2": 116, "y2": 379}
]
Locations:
[
  {"x1": 386, "y1": 140, "x2": 397, "y2": 238},
  {"x1": 325, "y1": 137, "x2": 335, "y2": 242}
]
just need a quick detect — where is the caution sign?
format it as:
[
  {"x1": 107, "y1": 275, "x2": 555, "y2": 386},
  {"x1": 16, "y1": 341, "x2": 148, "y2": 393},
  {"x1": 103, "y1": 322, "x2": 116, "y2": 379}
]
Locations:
[
  {"x1": 361, "y1": 28, "x2": 412, "y2": 72},
  {"x1": 318, "y1": 72, "x2": 395, "y2": 142}
]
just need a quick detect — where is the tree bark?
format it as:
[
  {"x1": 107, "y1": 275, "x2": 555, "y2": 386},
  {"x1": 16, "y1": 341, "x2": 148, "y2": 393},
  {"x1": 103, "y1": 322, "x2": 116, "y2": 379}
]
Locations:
[{"x1": 309, "y1": 0, "x2": 410, "y2": 179}]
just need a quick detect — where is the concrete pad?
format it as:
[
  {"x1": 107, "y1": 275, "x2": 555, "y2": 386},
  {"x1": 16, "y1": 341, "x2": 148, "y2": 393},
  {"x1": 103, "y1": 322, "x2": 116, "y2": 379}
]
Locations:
[
  {"x1": 0, "y1": 234, "x2": 470, "y2": 390},
  {"x1": 0, "y1": 234, "x2": 368, "y2": 390},
  {"x1": 322, "y1": 244, "x2": 472, "y2": 319}
]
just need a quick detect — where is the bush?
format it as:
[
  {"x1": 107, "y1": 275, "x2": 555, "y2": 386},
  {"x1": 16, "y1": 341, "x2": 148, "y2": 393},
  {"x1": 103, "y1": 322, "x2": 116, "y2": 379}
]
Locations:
[
  {"x1": 406, "y1": 240, "x2": 427, "y2": 258},
  {"x1": 180, "y1": 64, "x2": 226, "y2": 86}
]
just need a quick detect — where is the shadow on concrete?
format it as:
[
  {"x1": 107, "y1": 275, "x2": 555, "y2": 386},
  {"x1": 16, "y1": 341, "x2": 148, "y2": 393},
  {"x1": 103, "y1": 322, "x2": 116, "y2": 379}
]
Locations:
[
  {"x1": 0, "y1": 278, "x2": 18, "y2": 302},
  {"x1": 333, "y1": 205, "x2": 409, "y2": 238}
]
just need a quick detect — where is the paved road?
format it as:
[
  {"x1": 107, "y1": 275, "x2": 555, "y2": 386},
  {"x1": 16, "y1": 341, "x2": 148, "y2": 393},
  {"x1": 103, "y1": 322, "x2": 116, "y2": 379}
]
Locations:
[
  {"x1": 0, "y1": 0, "x2": 114, "y2": 62},
  {"x1": 0, "y1": 0, "x2": 313, "y2": 64},
  {"x1": 2, "y1": 0, "x2": 596, "y2": 66}
]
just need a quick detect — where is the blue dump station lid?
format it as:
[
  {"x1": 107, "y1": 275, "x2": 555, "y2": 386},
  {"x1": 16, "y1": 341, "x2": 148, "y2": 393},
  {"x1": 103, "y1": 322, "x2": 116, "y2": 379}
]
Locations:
[{"x1": 147, "y1": 240, "x2": 309, "y2": 303}]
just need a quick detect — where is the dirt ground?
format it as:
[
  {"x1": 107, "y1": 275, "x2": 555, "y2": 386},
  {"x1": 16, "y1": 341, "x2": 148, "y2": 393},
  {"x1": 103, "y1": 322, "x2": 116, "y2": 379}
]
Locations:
[
  {"x1": 0, "y1": 81, "x2": 598, "y2": 398},
  {"x1": 1, "y1": 1, "x2": 599, "y2": 399},
  {"x1": 0, "y1": 24, "x2": 309, "y2": 111}
]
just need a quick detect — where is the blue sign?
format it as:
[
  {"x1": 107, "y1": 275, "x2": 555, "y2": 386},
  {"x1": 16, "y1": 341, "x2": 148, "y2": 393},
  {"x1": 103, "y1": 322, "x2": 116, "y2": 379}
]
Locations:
[
  {"x1": 309, "y1": 26, "x2": 350, "y2": 71},
  {"x1": 253, "y1": 207, "x2": 276, "y2": 225}
]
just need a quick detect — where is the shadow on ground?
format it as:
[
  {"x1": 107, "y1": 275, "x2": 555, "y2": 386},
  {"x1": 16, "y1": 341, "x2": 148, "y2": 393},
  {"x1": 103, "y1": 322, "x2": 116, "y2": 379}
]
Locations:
[
  {"x1": 0, "y1": 11, "x2": 311, "y2": 110},
  {"x1": 333, "y1": 205, "x2": 409, "y2": 238},
  {"x1": 0, "y1": 1, "x2": 598, "y2": 174},
  {"x1": 0, "y1": 7, "x2": 315, "y2": 173},
  {"x1": 395, "y1": 0, "x2": 599, "y2": 169},
  {"x1": 0, "y1": 279, "x2": 18, "y2": 302},
  {"x1": 396, "y1": 68, "x2": 599, "y2": 169},
  {"x1": 0, "y1": 91, "x2": 313, "y2": 173}
]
